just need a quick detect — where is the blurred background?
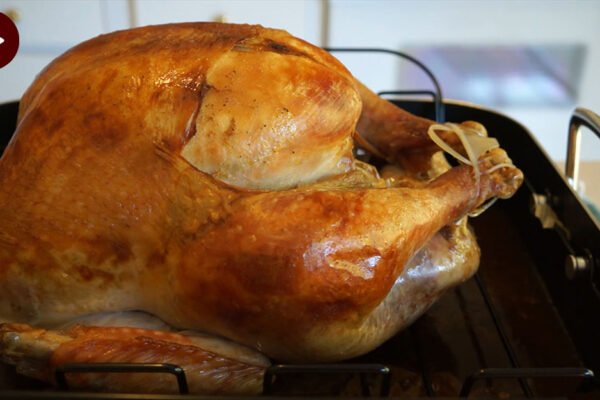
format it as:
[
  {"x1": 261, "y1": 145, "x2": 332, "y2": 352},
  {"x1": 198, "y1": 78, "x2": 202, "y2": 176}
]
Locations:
[{"x1": 1, "y1": 0, "x2": 599, "y2": 203}]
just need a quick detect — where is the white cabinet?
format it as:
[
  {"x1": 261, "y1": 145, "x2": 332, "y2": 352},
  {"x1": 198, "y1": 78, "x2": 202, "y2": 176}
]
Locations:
[
  {"x1": 132, "y1": 0, "x2": 322, "y2": 47},
  {"x1": 2, "y1": 0, "x2": 104, "y2": 50},
  {"x1": 0, "y1": 0, "x2": 129, "y2": 102},
  {"x1": 0, "y1": 0, "x2": 322, "y2": 104}
]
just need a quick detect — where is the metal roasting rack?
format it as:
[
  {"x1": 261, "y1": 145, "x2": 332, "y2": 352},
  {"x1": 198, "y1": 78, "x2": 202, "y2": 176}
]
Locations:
[{"x1": 0, "y1": 48, "x2": 599, "y2": 399}]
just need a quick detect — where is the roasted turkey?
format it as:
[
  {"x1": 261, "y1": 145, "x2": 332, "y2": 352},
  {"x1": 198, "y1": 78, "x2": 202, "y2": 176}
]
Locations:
[{"x1": 0, "y1": 23, "x2": 523, "y2": 395}]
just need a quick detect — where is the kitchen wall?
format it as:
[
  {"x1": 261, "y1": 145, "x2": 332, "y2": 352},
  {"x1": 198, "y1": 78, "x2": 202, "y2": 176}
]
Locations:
[
  {"x1": 1, "y1": 0, "x2": 599, "y2": 165},
  {"x1": 326, "y1": 0, "x2": 600, "y2": 164}
]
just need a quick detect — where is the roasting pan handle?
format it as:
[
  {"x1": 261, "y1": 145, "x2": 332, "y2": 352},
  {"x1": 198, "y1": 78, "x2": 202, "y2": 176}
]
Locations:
[{"x1": 565, "y1": 107, "x2": 600, "y2": 191}]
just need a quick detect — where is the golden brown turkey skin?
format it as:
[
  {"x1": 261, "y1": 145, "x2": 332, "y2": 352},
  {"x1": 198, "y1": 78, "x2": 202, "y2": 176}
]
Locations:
[
  {"x1": 0, "y1": 144, "x2": 517, "y2": 361},
  {"x1": 0, "y1": 323, "x2": 269, "y2": 394},
  {"x1": 17, "y1": 23, "x2": 359, "y2": 191},
  {"x1": 0, "y1": 218, "x2": 477, "y2": 393},
  {"x1": 0, "y1": 22, "x2": 523, "y2": 392}
]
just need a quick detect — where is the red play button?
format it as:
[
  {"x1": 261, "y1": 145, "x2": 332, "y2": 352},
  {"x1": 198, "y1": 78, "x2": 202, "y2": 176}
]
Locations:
[{"x1": 0, "y1": 12, "x2": 19, "y2": 69}]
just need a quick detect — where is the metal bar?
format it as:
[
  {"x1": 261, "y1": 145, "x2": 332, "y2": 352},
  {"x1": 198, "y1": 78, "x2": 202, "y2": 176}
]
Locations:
[
  {"x1": 359, "y1": 373, "x2": 370, "y2": 397},
  {"x1": 409, "y1": 326, "x2": 435, "y2": 397},
  {"x1": 262, "y1": 363, "x2": 390, "y2": 396},
  {"x1": 378, "y1": 90, "x2": 437, "y2": 98},
  {"x1": 565, "y1": 108, "x2": 600, "y2": 191},
  {"x1": 459, "y1": 367, "x2": 595, "y2": 397},
  {"x1": 378, "y1": 90, "x2": 441, "y2": 122},
  {"x1": 325, "y1": 47, "x2": 445, "y2": 122},
  {"x1": 474, "y1": 273, "x2": 534, "y2": 398},
  {"x1": 454, "y1": 285, "x2": 488, "y2": 370},
  {"x1": 54, "y1": 363, "x2": 189, "y2": 394}
]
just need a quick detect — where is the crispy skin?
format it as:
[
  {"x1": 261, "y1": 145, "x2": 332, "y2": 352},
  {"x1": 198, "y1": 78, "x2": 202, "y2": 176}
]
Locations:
[
  {"x1": 0, "y1": 22, "x2": 523, "y2": 392},
  {"x1": 0, "y1": 214, "x2": 476, "y2": 392},
  {"x1": 0, "y1": 141, "x2": 519, "y2": 362},
  {"x1": 17, "y1": 23, "x2": 359, "y2": 191},
  {"x1": 0, "y1": 218, "x2": 476, "y2": 393},
  {"x1": 0, "y1": 323, "x2": 268, "y2": 394}
]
